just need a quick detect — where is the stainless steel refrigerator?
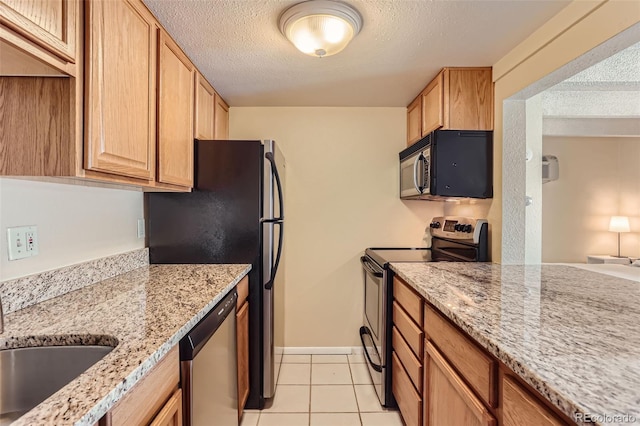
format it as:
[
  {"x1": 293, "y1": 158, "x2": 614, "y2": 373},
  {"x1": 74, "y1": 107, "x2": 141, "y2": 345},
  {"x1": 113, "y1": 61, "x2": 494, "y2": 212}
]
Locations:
[{"x1": 146, "y1": 139, "x2": 285, "y2": 409}]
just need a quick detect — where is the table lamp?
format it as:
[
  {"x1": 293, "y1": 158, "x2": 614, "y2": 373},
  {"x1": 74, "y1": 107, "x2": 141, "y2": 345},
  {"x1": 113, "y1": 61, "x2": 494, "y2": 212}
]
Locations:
[{"x1": 609, "y1": 216, "x2": 630, "y2": 257}]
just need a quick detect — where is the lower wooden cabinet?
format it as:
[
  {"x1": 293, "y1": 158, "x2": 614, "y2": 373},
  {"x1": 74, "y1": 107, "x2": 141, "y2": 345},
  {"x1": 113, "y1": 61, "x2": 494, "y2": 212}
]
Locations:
[
  {"x1": 424, "y1": 304, "x2": 496, "y2": 407},
  {"x1": 392, "y1": 352, "x2": 422, "y2": 426},
  {"x1": 392, "y1": 279, "x2": 424, "y2": 426},
  {"x1": 391, "y1": 275, "x2": 573, "y2": 426},
  {"x1": 236, "y1": 276, "x2": 250, "y2": 419},
  {"x1": 503, "y1": 376, "x2": 564, "y2": 426},
  {"x1": 149, "y1": 389, "x2": 183, "y2": 426},
  {"x1": 101, "y1": 346, "x2": 180, "y2": 426},
  {"x1": 425, "y1": 342, "x2": 496, "y2": 426}
]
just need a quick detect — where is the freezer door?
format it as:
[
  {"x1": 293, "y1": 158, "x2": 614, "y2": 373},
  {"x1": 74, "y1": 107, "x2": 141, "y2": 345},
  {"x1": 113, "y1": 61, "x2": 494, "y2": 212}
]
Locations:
[{"x1": 262, "y1": 140, "x2": 285, "y2": 398}]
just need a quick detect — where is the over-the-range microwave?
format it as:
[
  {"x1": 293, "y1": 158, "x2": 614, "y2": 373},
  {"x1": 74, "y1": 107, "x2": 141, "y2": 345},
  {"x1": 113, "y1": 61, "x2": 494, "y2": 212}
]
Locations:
[{"x1": 400, "y1": 130, "x2": 493, "y2": 200}]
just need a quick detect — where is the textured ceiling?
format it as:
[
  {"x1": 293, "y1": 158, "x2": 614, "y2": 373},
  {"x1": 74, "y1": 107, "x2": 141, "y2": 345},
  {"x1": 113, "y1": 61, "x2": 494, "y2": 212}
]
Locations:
[
  {"x1": 543, "y1": 41, "x2": 640, "y2": 137},
  {"x1": 143, "y1": 0, "x2": 571, "y2": 107}
]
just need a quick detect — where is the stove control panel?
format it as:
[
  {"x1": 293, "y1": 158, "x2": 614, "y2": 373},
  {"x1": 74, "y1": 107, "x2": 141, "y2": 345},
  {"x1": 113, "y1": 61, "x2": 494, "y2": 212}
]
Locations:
[{"x1": 429, "y1": 216, "x2": 488, "y2": 244}]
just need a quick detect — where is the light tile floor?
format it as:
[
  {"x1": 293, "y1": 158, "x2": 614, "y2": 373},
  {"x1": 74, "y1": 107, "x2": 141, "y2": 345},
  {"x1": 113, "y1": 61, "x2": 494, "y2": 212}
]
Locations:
[{"x1": 241, "y1": 354, "x2": 404, "y2": 426}]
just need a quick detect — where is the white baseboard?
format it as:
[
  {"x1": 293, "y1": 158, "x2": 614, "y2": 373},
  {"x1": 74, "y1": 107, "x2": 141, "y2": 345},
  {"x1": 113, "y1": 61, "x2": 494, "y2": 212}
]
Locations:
[{"x1": 283, "y1": 346, "x2": 363, "y2": 355}]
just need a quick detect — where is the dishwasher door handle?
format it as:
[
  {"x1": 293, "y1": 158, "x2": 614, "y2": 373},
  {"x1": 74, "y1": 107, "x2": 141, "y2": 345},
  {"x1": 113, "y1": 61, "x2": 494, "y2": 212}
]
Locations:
[{"x1": 180, "y1": 289, "x2": 238, "y2": 360}]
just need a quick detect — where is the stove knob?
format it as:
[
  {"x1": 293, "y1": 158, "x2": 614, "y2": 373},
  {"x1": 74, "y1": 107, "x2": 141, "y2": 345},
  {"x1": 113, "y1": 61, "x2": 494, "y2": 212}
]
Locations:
[
  {"x1": 464, "y1": 225, "x2": 473, "y2": 233},
  {"x1": 453, "y1": 224, "x2": 461, "y2": 231},
  {"x1": 433, "y1": 222, "x2": 441, "y2": 229}
]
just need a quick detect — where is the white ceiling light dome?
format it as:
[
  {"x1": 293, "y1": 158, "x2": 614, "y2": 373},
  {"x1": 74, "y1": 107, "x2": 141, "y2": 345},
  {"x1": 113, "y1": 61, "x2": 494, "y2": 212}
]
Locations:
[{"x1": 279, "y1": 0, "x2": 363, "y2": 58}]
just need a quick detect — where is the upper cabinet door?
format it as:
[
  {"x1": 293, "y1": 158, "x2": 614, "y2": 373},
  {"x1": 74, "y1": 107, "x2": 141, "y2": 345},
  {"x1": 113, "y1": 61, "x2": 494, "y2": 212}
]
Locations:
[
  {"x1": 446, "y1": 68, "x2": 493, "y2": 131},
  {"x1": 214, "y1": 93, "x2": 229, "y2": 140},
  {"x1": 84, "y1": 0, "x2": 156, "y2": 180},
  {"x1": 158, "y1": 30, "x2": 194, "y2": 187},
  {"x1": 407, "y1": 96, "x2": 422, "y2": 146},
  {"x1": 194, "y1": 72, "x2": 215, "y2": 140},
  {"x1": 0, "y1": 0, "x2": 77, "y2": 62},
  {"x1": 421, "y1": 71, "x2": 444, "y2": 136}
]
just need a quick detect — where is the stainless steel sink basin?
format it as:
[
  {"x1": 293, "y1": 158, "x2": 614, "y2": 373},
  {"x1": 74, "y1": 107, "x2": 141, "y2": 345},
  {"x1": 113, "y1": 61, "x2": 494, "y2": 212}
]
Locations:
[{"x1": 0, "y1": 345, "x2": 114, "y2": 425}]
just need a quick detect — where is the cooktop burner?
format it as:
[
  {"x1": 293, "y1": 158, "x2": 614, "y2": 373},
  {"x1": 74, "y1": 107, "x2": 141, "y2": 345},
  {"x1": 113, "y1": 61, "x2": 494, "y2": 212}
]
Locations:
[{"x1": 365, "y1": 247, "x2": 432, "y2": 266}]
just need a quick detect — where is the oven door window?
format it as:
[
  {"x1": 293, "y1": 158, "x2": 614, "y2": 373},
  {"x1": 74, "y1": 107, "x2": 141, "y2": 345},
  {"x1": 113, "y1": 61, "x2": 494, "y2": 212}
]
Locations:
[
  {"x1": 432, "y1": 238, "x2": 478, "y2": 262},
  {"x1": 364, "y1": 269, "x2": 381, "y2": 341}
]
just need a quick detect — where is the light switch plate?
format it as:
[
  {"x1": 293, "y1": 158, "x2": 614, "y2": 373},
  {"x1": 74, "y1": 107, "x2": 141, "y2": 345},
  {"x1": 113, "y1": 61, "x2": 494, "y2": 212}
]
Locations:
[{"x1": 7, "y1": 225, "x2": 39, "y2": 261}]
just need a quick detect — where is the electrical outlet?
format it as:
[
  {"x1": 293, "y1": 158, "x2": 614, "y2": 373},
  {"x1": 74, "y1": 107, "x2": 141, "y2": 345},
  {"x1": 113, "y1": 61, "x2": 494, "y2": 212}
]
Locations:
[
  {"x1": 7, "y1": 225, "x2": 39, "y2": 261},
  {"x1": 137, "y1": 218, "x2": 145, "y2": 239}
]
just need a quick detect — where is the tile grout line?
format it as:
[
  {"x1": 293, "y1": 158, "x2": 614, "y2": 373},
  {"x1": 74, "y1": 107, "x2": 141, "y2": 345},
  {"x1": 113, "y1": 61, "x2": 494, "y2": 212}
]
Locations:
[
  {"x1": 347, "y1": 361, "x2": 365, "y2": 426},
  {"x1": 308, "y1": 360, "x2": 312, "y2": 426}
]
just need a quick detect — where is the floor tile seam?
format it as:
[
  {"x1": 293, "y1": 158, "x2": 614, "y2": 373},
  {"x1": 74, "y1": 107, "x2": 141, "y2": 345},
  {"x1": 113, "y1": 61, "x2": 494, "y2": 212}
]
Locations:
[{"x1": 308, "y1": 361, "x2": 313, "y2": 425}]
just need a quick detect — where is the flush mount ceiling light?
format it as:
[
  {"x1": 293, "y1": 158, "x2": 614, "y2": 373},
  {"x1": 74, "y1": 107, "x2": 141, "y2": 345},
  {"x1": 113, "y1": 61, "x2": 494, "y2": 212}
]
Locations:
[{"x1": 279, "y1": 0, "x2": 363, "y2": 58}]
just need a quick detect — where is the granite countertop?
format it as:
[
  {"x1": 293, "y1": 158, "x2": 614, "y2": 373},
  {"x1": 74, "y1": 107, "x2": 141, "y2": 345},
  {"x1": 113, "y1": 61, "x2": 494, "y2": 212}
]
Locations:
[
  {"x1": 390, "y1": 262, "x2": 640, "y2": 426},
  {"x1": 0, "y1": 263, "x2": 251, "y2": 426}
]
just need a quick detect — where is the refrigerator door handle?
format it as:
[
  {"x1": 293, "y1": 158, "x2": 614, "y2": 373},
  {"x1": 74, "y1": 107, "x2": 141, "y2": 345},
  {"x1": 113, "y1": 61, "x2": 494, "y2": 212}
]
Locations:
[
  {"x1": 264, "y1": 221, "x2": 283, "y2": 290},
  {"x1": 265, "y1": 152, "x2": 284, "y2": 221}
]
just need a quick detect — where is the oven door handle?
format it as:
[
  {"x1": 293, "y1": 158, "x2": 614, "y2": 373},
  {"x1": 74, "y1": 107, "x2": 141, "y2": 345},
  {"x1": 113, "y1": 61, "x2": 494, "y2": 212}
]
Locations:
[
  {"x1": 359, "y1": 326, "x2": 383, "y2": 373},
  {"x1": 360, "y1": 256, "x2": 383, "y2": 278}
]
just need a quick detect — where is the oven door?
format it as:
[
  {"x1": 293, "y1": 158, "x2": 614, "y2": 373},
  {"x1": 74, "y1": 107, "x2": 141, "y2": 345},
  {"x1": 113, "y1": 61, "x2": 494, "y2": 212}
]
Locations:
[
  {"x1": 431, "y1": 237, "x2": 479, "y2": 262},
  {"x1": 360, "y1": 256, "x2": 387, "y2": 404}
]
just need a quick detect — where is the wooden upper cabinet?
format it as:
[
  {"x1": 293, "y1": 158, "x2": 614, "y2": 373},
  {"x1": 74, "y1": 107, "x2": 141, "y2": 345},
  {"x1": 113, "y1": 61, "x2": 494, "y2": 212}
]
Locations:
[
  {"x1": 157, "y1": 30, "x2": 195, "y2": 187},
  {"x1": 406, "y1": 96, "x2": 422, "y2": 146},
  {"x1": 445, "y1": 67, "x2": 493, "y2": 131},
  {"x1": 214, "y1": 93, "x2": 229, "y2": 140},
  {"x1": 425, "y1": 342, "x2": 496, "y2": 426},
  {"x1": 195, "y1": 72, "x2": 215, "y2": 140},
  {"x1": 0, "y1": 0, "x2": 77, "y2": 62},
  {"x1": 412, "y1": 67, "x2": 494, "y2": 138},
  {"x1": 84, "y1": 0, "x2": 156, "y2": 181},
  {"x1": 421, "y1": 71, "x2": 444, "y2": 136}
]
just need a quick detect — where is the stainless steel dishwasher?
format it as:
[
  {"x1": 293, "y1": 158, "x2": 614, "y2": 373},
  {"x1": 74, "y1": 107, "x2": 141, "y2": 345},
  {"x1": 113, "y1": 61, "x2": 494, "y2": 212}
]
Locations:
[{"x1": 180, "y1": 289, "x2": 238, "y2": 426}]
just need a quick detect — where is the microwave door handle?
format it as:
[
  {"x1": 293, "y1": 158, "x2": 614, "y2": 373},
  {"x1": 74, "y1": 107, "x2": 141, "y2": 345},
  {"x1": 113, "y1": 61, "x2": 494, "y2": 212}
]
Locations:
[{"x1": 413, "y1": 153, "x2": 423, "y2": 193}]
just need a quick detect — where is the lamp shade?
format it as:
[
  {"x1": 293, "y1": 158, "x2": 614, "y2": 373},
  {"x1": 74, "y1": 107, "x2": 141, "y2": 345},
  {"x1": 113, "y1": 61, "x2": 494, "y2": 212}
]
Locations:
[
  {"x1": 279, "y1": 1, "x2": 363, "y2": 58},
  {"x1": 609, "y1": 216, "x2": 630, "y2": 233}
]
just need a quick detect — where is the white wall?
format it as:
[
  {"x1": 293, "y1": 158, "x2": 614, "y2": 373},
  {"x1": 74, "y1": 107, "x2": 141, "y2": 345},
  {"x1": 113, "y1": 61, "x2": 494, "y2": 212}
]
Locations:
[
  {"x1": 0, "y1": 178, "x2": 144, "y2": 281},
  {"x1": 542, "y1": 137, "x2": 640, "y2": 262},
  {"x1": 230, "y1": 107, "x2": 447, "y2": 347},
  {"x1": 490, "y1": 0, "x2": 640, "y2": 262}
]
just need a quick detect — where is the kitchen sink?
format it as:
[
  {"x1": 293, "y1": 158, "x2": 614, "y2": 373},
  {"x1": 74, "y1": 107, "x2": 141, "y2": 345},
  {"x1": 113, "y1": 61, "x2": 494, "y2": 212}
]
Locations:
[{"x1": 0, "y1": 345, "x2": 114, "y2": 425}]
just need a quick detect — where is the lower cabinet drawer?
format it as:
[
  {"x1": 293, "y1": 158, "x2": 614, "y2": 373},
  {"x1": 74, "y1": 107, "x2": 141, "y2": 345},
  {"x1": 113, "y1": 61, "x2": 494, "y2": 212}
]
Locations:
[
  {"x1": 424, "y1": 304, "x2": 496, "y2": 407},
  {"x1": 392, "y1": 326, "x2": 423, "y2": 393},
  {"x1": 393, "y1": 301, "x2": 424, "y2": 358},
  {"x1": 503, "y1": 376, "x2": 565, "y2": 426},
  {"x1": 392, "y1": 352, "x2": 422, "y2": 426}
]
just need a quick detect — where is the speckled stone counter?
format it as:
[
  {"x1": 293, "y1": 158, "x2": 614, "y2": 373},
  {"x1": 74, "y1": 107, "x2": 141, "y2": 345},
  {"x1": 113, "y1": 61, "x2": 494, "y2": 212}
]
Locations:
[
  {"x1": 390, "y1": 263, "x2": 640, "y2": 426},
  {"x1": 0, "y1": 263, "x2": 250, "y2": 425}
]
